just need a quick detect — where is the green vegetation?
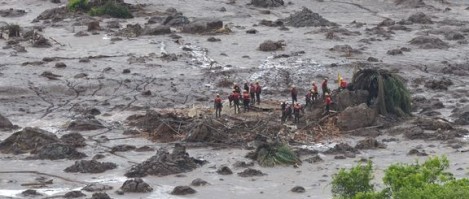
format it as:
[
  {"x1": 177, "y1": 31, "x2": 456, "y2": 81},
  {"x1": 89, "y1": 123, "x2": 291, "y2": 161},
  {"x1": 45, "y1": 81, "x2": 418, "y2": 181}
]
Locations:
[
  {"x1": 89, "y1": 1, "x2": 133, "y2": 18},
  {"x1": 331, "y1": 156, "x2": 469, "y2": 199},
  {"x1": 5, "y1": 24, "x2": 21, "y2": 37},
  {"x1": 254, "y1": 143, "x2": 300, "y2": 167},
  {"x1": 352, "y1": 68, "x2": 411, "y2": 116},
  {"x1": 67, "y1": 0, "x2": 89, "y2": 11}
]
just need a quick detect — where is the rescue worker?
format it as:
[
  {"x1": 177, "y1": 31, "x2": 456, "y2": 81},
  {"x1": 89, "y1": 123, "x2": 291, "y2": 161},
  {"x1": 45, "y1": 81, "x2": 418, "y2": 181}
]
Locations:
[
  {"x1": 293, "y1": 103, "x2": 302, "y2": 123},
  {"x1": 325, "y1": 92, "x2": 332, "y2": 114},
  {"x1": 232, "y1": 90, "x2": 241, "y2": 114},
  {"x1": 281, "y1": 101, "x2": 287, "y2": 123},
  {"x1": 322, "y1": 78, "x2": 329, "y2": 98},
  {"x1": 228, "y1": 92, "x2": 234, "y2": 107},
  {"x1": 255, "y1": 81, "x2": 262, "y2": 105},
  {"x1": 233, "y1": 83, "x2": 241, "y2": 94},
  {"x1": 242, "y1": 90, "x2": 250, "y2": 112},
  {"x1": 339, "y1": 78, "x2": 347, "y2": 91},
  {"x1": 244, "y1": 81, "x2": 249, "y2": 92},
  {"x1": 214, "y1": 94, "x2": 223, "y2": 118},
  {"x1": 291, "y1": 85, "x2": 298, "y2": 105},
  {"x1": 312, "y1": 81, "x2": 319, "y2": 101},
  {"x1": 250, "y1": 83, "x2": 256, "y2": 105},
  {"x1": 305, "y1": 90, "x2": 312, "y2": 111},
  {"x1": 285, "y1": 103, "x2": 293, "y2": 121}
]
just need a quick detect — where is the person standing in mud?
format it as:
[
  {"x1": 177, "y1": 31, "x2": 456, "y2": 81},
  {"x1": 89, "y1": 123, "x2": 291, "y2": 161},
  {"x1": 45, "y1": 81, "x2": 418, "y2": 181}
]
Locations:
[
  {"x1": 339, "y1": 78, "x2": 347, "y2": 91},
  {"x1": 290, "y1": 85, "x2": 298, "y2": 105},
  {"x1": 232, "y1": 90, "x2": 241, "y2": 114},
  {"x1": 305, "y1": 90, "x2": 312, "y2": 111},
  {"x1": 312, "y1": 81, "x2": 319, "y2": 101},
  {"x1": 242, "y1": 90, "x2": 250, "y2": 112},
  {"x1": 244, "y1": 81, "x2": 249, "y2": 92},
  {"x1": 324, "y1": 92, "x2": 332, "y2": 114},
  {"x1": 281, "y1": 101, "x2": 287, "y2": 123},
  {"x1": 214, "y1": 94, "x2": 223, "y2": 118},
  {"x1": 255, "y1": 81, "x2": 262, "y2": 105},
  {"x1": 250, "y1": 83, "x2": 256, "y2": 105},
  {"x1": 322, "y1": 78, "x2": 329, "y2": 98},
  {"x1": 233, "y1": 83, "x2": 241, "y2": 94},
  {"x1": 293, "y1": 102, "x2": 302, "y2": 123},
  {"x1": 285, "y1": 103, "x2": 293, "y2": 121}
]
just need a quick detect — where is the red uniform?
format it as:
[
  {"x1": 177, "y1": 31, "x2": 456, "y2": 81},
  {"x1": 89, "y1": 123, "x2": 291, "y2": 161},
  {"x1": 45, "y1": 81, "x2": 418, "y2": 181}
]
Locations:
[
  {"x1": 340, "y1": 80, "x2": 347, "y2": 89},
  {"x1": 214, "y1": 96, "x2": 223, "y2": 117},
  {"x1": 325, "y1": 96, "x2": 332, "y2": 113}
]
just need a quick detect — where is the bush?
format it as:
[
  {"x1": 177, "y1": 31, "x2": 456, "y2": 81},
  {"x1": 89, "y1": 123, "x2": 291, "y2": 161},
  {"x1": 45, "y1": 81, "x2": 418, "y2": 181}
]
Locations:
[
  {"x1": 89, "y1": 1, "x2": 133, "y2": 18},
  {"x1": 5, "y1": 24, "x2": 21, "y2": 37},
  {"x1": 67, "y1": 0, "x2": 89, "y2": 11},
  {"x1": 253, "y1": 143, "x2": 300, "y2": 167},
  {"x1": 331, "y1": 156, "x2": 469, "y2": 199}
]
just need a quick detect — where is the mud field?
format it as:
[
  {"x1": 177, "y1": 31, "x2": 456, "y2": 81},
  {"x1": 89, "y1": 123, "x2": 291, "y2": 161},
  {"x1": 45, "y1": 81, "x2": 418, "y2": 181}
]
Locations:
[{"x1": 0, "y1": 0, "x2": 469, "y2": 198}]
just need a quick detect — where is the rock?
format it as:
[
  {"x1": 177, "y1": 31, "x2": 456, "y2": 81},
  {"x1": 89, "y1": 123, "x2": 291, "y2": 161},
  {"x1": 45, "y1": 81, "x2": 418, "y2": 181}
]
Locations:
[
  {"x1": 424, "y1": 78, "x2": 453, "y2": 90},
  {"x1": 0, "y1": 127, "x2": 59, "y2": 154},
  {"x1": 329, "y1": 45, "x2": 362, "y2": 54},
  {"x1": 324, "y1": 143, "x2": 358, "y2": 155},
  {"x1": 136, "y1": 146, "x2": 154, "y2": 152},
  {"x1": 61, "y1": 133, "x2": 86, "y2": 148},
  {"x1": 111, "y1": 144, "x2": 136, "y2": 152},
  {"x1": 291, "y1": 186, "x2": 305, "y2": 193},
  {"x1": 413, "y1": 117, "x2": 453, "y2": 131},
  {"x1": 171, "y1": 186, "x2": 196, "y2": 195},
  {"x1": 22, "y1": 189, "x2": 42, "y2": 196},
  {"x1": 207, "y1": 37, "x2": 221, "y2": 42},
  {"x1": 123, "y1": 129, "x2": 140, "y2": 135},
  {"x1": 88, "y1": 21, "x2": 101, "y2": 31},
  {"x1": 304, "y1": 155, "x2": 323, "y2": 163},
  {"x1": 334, "y1": 90, "x2": 368, "y2": 111},
  {"x1": 387, "y1": 49, "x2": 403, "y2": 55},
  {"x1": 408, "y1": 148, "x2": 427, "y2": 156},
  {"x1": 67, "y1": 118, "x2": 105, "y2": 131},
  {"x1": 452, "y1": 105, "x2": 469, "y2": 125},
  {"x1": 181, "y1": 20, "x2": 223, "y2": 34},
  {"x1": 106, "y1": 20, "x2": 120, "y2": 29},
  {"x1": 0, "y1": 113, "x2": 14, "y2": 129},
  {"x1": 82, "y1": 183, "x2": 113, "y2": 192},
  {"x1": 259, "y1": 19, "x2": 283, "y2": 27},
  {"x1": 337, "y1": 103, "x2": 377, "y2": 131},
  {"x1": 33, "y1": 7, "x2": 68, "y2": 22},
  {"x1": 378, "y1": 18, "x2": 395, "y2": 27},
  {"x1": 408, "y1": 12, "x2": 433, "y2": 24},
  {"x1": 217, "y1": 166, "x2": 233, "y2": 175},
  {"x1": 191, "y1": 178, "x2": 209, "y2": 186},
  {"x1": 251, "y1": 0, "x2": 284, "y2": 7},
  {"x1": 125, "y1": 144, "x2": 206, "y2": 177},
  {"x1": 401, "y1": 126, "x2": 429, "y2": 139},
  {"x1": 64, "y1": 160, "x2": 117, "y2": 173},
  {"x1": 409, "y1": 36, "x2": 449, "y2": 49},
  {"x1": 258, "y1": 40, "x2": 285, "y2": 51},
  {"x1": 31, "y1": 143, "x2": 87, "y2": 160},
  {"x1": 441, "y1": 63, "x2": 469, "y2": 76},
  {"x1": 90, "y1": 192, "x2": 112, "y2": 199},
  {"x1": 79, "y1": 57, "x2": 90, "y2": 63},
  {"x1": 74, "y1": 31, "x2": 89, "y2": 37},
  {"x1": 294, "y1": 148, "x2": 318, "y2": 157},
  {"x1": 64, "y1": 191, "x2": 86, "y2": 198},
  {"x1": 238, "y1": 168, "x2": 266, "y2": 177},
  {"x1": 50, "y1": 0, "x2": 61, "y2": 3},
  {"x1": 367, "y1": 57, "x2": 379, "y2": 62},
  {"x1": 395, "y1": 0, "x2": 426, "y2": 8},
  {"x1": 40, "y1": 71, "x2": 62, "y2": 80},
  {"x1": 282, "y1": 7, "x2": 337, "y2": 27},
  {"x1": 120, "y1": 178, "x2": 153, "y2": 193},
  {"x1": 0, "y1": 9, "x2": 26, "y2": 17},
  {"x1": 31, "y1": 33, "x2": 52, "y2": 48},
  {"x1": 55, "y1": 62, "x2": 67, "y2": 68},
  {"x1": 246, "y1": 29, "x2": 258, "y2": 34},
  {"x1": 445, "y1": 31, "x2": 465, "y2": 40},
  {"x1": 162, "y1": 13, "x2": 190, "y2": 27},
  {"x1": 355, "y1": 138, "x2": 386, "y2": 150},
  {"x1": 123, "y1": 69, "x2": 131, "y2": 74},
  {"x1": 117, "y1": 24, "x2": 143, "y2": 37},
  {"x1": 142, "y1": 25, "x2": 171, "y2": 35},
  {"x1": 232, "y1": 161, "x2": 254, "y2": 168}
]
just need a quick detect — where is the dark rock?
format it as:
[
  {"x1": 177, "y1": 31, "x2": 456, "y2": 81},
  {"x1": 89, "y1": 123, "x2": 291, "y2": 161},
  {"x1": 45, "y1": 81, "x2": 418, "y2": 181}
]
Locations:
[
  {"x1": 64, "y1": 160, "x2": 117, "y2": 173},
  {"x1": 136, "y1": 146, "x2": 154, "y2": 152},
  {"x1": 387, "y1": 49, "x2": 403, "y2": 55},
  {"x1": 282, "y1": 7, "x2": 337, "y2": 27},
  {"x1": 117, "y1": 24, "x2": 143, "y2": 37},
  {"x1": 120, "y1": 178, "x2": 153, "y2": 193},
  {"x1": 142, "y1": 25, "x2": 171, "y2": 35},
  {"x1": 207, "y1": 37, "x2": 221, "y2": 42},
  {"x1": 324, "y1": 143, "x2": 358, "y2": 155},
  {"x1": 141, "y1": 90, "x2": 152, "y2": 96},
  {"x1": 79, "y1": 57, "x2": 90, "y2": 63},
  {"x1": 111, "y1": 144, "x2": 136, "y2": 152},
  {"x1": 61, "y1": 133, "x2": 86, "y2": 148},
  {"x1": 413, "y1": 117, "x2": 453, "y2": 131},
  {"x1": 106, "y1": 20, "x2": 120, "y2": 29},
  {"x1": 378, "y1": 18, "x2": 395, "y2": 27},
  {"x1": 246, "y1": 29, "x2": 258, "y2": 34},
  {"x1": 408, "y1": 148, "x2": 427, "y2": 156},
  {"x1": 304, "y1": 155, "x2": 323, "y2": 163},
  {"x1": 232, "y1": 161, "x2": 254, "y2": 168},
  {"x1": 171, "y1": 186, "x2": 196, "y2": 195},
  {"x1": 182, "y1": 20, "x2": 223, "y2": 34},
  {"x1": 217, "y1": 166, "x2": 233, "y2": 175},
  {"x1": 88, "y1": 21, "x2": 101, "y2": 31},
  {"x1": 337, "y1": 103, "x2": 377, "y2": 131},
  {"x1": 408, "y1": 12, "x2": 433, "y2": 24},
  {"x1": 31, "y1": 33, "x2": 52, "y2": 48},
  {"x1": 90, "y1": 192, "x2": 112, "y2": 199},
  {"x1": 125, "y1": 144, "x2": 206, "y2": 177},
  {"x1": 441, "y1": 63, "x2": 469, "y2": 76},
  {"x1": 93, "y1": 154, "x2": 106, "y2": 160},
  {"x1": 31, "y1": 143, "x2": 87, "y2": 160},
  {"x1": 163, "y1": 13, "x2": 190, "y2": 27},
  {"x1": 251, "y1": 0, "x2": 284, "y2": 7},
  {"x1": 0, "y1": 9, "x2": 27, "y2": 17},
  {"x1": 355, "y1": 138, "x2": 386, "y2": 149},
  {"x1": 367, "y1": 57, "x2": 379, "y2": 62},
  {"x1": 258, "y1": 40, "x2": 285, "y2": 51},
  {"x1": 334, "y1": 155, "x2": 346, "y2": 159},
  {"x1": 55, "y1": 62, "x2": 67, "y2": 68},
  {"x1": 291, "y1": 186, "x2": 305, "y2": 193},
  {"x1": 123, "y1": 69, "x2": 131, "y2": 74},
  {"x1": 329, "y1": 44, "x2": 362, "y2": 54},
  {"x1": 41, "y1": 71, "x2": 62, "y2": 80},
  {"x1": 334, "y1": 90, "x2": 368, "y2": 111},
  {"x1": 445, "y1": 31, "x2": 465, "y2": 40},
  {"x1": 259, "y1": 19, "x2": 283, "y2": 27},
  {"x1": 74, "y1": 31, "x2": 89, "y2": 37},
  {"x1": 409, "y1": 36, "x2": 449, "y2": 49},
  {"x1": 64, "y1": 191, "x2": 86, "y2": 198},
  {"x1": 67, "y1": 118, "x2": 105, "y2": 131},
  {"x1": 22, "y1": 189, "x2": 42, "y2": 196},
  {"x1": 82, "y1": 183, "x2": 113, "y2": 192},
  {"x1": 191, "y1": 178, "x2": 209, "y2": 186},
  {"x1": 238, "y1": 168, "x2": 266, "y2": 177},
  {"x1": 0, "y1": 113, "x2": 14, "y2": 129},
  {"x1": 0, "y1": 127, "x2": 59, "y2": 154},
  {"x1": 424, "y1": 77, "x2": 453, "y2": 90},
  {"x1": 33, "y1": 7, "x2": 68, "y2": 22},
  {"x1": 451, "y1": 105, "x2": 469, "y2": 125}
]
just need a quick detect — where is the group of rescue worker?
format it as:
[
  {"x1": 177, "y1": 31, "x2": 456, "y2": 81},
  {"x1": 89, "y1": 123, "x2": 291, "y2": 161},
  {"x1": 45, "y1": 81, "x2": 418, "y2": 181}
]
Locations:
[{"x1": 213, "y1": 77, "x2": 348, "y2": 123}]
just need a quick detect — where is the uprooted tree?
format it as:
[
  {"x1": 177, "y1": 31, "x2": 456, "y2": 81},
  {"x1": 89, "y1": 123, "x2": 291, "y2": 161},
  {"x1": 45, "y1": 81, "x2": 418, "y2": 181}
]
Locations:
[{"x1": 352, "y1": 68, "x2": 411, "y2": 117}]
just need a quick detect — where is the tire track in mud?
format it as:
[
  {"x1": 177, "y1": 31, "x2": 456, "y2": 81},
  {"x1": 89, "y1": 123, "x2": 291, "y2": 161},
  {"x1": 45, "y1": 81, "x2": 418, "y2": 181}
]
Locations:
[
  {"x1": 27, "y1": 81, "x2": 55, "y2": 119},
  {"x1": 328, "y1": 0, "x2": 388, "y2": 19}
]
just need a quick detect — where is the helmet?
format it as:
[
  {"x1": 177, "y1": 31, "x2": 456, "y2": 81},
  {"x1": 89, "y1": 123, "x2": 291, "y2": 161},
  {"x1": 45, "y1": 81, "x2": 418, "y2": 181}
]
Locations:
[
  {"x1": 292, "y1": 85, "x2": 296, "y2": 87},
  {"x1": 325, "y1": 92, "x2": 330, "y2": 96},
  {"x1": 216, "y1": 94, "x2": 220, "y2": 96}
]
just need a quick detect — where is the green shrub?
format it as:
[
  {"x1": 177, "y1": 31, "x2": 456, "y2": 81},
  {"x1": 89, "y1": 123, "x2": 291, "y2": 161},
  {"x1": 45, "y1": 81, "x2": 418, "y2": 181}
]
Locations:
[
  {"x1": 254, "y1": 143, "x2": 300, "y2": 167},
  {"x1": 89, "y1": 1, "x2": 133, "y2": 18},
  {"x1": 67, "y1": 0, "x2": 89, "y2": 11},
  {"x1": 6, "y1": 24, "x2": 21, "y2": 37},
  {"x1": 331, "y1": 161, "x2": 374, "y2": 198}
]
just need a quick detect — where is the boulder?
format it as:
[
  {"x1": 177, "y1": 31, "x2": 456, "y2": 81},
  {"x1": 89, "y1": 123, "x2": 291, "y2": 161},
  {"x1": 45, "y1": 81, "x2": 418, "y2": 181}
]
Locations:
[
  {"x1": 451, "y1": 105, "x2": 469, "y2": 125},
  {"x1": 171, "y1": 186, "x2": 196, "y2": 195},
  {"x1": 324, "y1": 143, "x2": 358, "y2": 155},
  {"x1": 142, "y1": 25, "x2": 171, "y2": 35},
  {"x1": 251, "y1": 0, "x2": 284, "y2": 7},
  {"x1": 64, "y1": 191, "x2": 86, "y2": 198},
  {"x1": 181, "y1": 20, "x2": 223, "y2": 34},
  {"x1": 337, "y1": 103, "x2": 377, "y2": 131},
  {"x1": 0, "y1": 127, "x2": 59, "y2": 154},
  {"x1": 125, "y1": 144, "x2": 206, "y2": 177},
  {"x1": 282, "y1": 7, "x2": 337, "y2": 27},
  {"x1": 291, "y1": 186, "x2": 305, "y2": 193},
  {"x1": 334, "y1": 90, "x2": 368, "y2": 111},
  {"x1": 61, "y1": 133, "x2": 86, "y2": 148},
  {"x1": 33, "y1": 7, "x2": 68, "y2": 22},
  {"x1": 0, "y1": 113, "x2": 14, "y2": 129},
  {"x1": 258, "y1": 40, "x2": 284, "y2": 51},
  {"x1": 120, "y1": 178, "x2": 153, "y2": 193},
  {"x1": 409, "y1": 36, "x2": 449, "y2": 49},
  {"x1": 237, "y1": 168, "x2": 266, "y2": 177},
  {"x1": 191, "y1": 178, "x2": 209, "y2": 186},
  {"x1": 424, "y1": 78, "x2": 453, "y2": 90},
  {"x1": 67, "y1": 118, "x2": 105, "y2": 131},
  {"x1": 82, "y1": 183, "x2": 113, "y2": 192},
  {"x1": 90, "y1": 192, "x2": 112, "y2": 199},
  {"x1": 111, "y1": 144, "x2": 136, "y2": 152},
  {"x1": 88, "y1": 21, "x2": 101, "y2": 31},
  {"x1": 354, "y1": 138, "x2": 386, "y2": 150},
  {"x1": 162, "y1": 13, "x2": 190, "y2": 27},
  {"x1": 413, "y1": 117, "x2": 453, "y2": 131},
  {"x1": 64, "y1": 160, "x2": 117, "y2": 173},
  {"x1": 408, "y1": 12, "x2": 433, "y2": 24},
  {"x1": 31, "y1": 143, "x2": 87, "y2": 160},
  {"x1": 22, "y1": 189, "x2": 42, "y2": 196},
  {"x1": 216, "y1": 166, "x2": 233, "y2": 175}
]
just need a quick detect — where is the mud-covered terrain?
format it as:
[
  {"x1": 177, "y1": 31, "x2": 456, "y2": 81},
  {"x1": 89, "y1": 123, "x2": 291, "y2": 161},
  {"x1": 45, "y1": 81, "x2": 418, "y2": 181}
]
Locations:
[{"x1": 0, "y1": 0, "x2": 469, "y2": 198}]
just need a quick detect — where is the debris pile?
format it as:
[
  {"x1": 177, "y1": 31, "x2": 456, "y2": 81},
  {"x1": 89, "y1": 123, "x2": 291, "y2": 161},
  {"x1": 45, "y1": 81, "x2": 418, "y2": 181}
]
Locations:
[
  {"x1": 283, "y1": 8, "x2": 337, "y2": 27},
  {"x1": 0, "y1": 127, "x2": 59, "y2": 154},
  {"x1": 64, "y1": 160, "x2": 117, "y2": 173}
]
